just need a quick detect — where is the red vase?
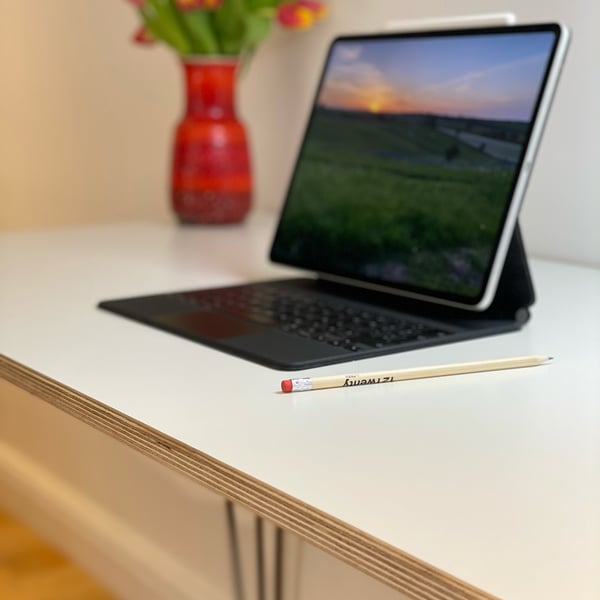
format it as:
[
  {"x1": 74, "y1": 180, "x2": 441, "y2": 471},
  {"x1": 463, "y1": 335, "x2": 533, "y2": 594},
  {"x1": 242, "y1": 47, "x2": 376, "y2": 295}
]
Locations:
[{"x1": 171, "y1": 58, "x2": 252, "y2": 224}]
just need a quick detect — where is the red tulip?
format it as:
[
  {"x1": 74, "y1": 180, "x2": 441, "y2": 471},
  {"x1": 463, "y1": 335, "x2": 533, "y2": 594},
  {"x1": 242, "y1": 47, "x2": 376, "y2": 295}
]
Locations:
[
  {"x1": 132, "y1": 25, "x2": 155, "y2": 45},
  {"x1": 175, "y1": 0, "x2": 223, "y2": 10}
]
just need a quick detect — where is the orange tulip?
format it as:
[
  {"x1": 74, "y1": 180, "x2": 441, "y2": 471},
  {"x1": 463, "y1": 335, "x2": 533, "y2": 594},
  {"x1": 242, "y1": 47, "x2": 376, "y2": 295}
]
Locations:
[
  {"x1": 297, "y1": 0, "x2": 327, "y2": 20},
  {"x1": 277, "y1": 3, "x2": 314, "y2": 29},
  {"x1": 277, "y1": 1, "x2": 326, "y2": 29}
]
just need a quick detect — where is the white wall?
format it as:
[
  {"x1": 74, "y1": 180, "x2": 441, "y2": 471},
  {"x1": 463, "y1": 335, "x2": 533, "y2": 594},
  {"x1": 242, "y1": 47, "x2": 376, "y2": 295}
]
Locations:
[{"x1": 1, "y1": 0, "x2": 598, "y2": 265}]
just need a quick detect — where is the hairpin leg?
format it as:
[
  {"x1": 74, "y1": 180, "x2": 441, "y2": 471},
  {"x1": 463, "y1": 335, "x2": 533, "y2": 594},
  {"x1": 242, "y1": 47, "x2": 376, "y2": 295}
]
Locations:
[
  {"x1": 274, "y1": 526, "x2": 284, "y2": 600},
  {"x1": 226, "y1": 500, "x2": 245, "y2": 600},
  {"x1": 255, "y1": 516, "x2": 265, "y2": 600},
  {"x1": 226, "y1": 500, "x2": 288, "y2": 600}
]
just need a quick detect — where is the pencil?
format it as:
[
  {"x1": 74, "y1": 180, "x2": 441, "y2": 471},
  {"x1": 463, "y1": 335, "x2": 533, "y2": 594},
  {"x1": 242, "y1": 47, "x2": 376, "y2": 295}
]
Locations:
[{"x1": 280, "y1": 355, "x2": 553, "y2": 393}]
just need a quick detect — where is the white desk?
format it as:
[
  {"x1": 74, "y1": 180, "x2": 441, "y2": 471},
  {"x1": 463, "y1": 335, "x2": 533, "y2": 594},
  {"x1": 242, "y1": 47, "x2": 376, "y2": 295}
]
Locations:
[{"x1": 1, "y1": 212, "x2": 599, "y2": 600}]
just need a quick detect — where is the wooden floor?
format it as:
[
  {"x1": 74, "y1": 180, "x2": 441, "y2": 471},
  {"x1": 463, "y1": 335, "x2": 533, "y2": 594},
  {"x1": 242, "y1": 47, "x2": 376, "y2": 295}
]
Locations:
[{"x1": 0, "y1": 508, "x2": 116, "y2": 600}]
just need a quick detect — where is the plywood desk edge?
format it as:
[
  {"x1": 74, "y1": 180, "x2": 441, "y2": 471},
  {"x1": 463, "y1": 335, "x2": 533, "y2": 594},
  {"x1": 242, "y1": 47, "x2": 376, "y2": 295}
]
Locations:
[{"x1": 0, "y1": 354, "x2": 498, "y2": 600}]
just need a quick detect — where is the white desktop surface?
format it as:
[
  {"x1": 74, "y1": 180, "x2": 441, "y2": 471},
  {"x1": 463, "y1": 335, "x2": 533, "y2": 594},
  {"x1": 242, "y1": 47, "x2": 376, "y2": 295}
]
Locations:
[{"x1": 1, "y1": 212, "x2": 599, "y2": 600}]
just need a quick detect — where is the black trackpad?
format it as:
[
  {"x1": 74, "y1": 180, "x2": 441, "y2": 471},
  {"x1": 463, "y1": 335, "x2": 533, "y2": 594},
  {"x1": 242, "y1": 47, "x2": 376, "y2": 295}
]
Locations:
[{"x1": 156, "y1": 311, "x2": 267, "y2": 339}]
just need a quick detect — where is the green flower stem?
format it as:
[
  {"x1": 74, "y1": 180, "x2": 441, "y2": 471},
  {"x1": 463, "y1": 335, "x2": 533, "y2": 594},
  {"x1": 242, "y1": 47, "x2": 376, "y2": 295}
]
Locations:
[
  {"x1": 212, "y1": 0, "x2": 246, "y2": 54},
  {"x1": 179, "y1": 10, "x2": 220, "y2": 54}
]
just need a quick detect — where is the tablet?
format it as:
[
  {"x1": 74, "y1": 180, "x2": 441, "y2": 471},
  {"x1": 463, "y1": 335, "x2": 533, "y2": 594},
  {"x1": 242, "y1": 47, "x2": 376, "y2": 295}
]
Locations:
[{"x1": 270, "y1": 22, "x2": 569, "y2": 310}]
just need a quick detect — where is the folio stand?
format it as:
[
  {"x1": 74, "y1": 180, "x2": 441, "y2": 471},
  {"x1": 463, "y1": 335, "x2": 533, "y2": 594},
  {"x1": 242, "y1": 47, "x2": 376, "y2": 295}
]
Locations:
[{"x1": 482, "y1": 223, "x2": 535, "y2": 322}]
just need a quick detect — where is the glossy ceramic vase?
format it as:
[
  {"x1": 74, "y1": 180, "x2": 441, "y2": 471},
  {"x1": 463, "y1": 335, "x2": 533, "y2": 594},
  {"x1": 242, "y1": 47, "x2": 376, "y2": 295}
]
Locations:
[{"x1": 171, "y1": 58, "x2": 252, "y2": 224}]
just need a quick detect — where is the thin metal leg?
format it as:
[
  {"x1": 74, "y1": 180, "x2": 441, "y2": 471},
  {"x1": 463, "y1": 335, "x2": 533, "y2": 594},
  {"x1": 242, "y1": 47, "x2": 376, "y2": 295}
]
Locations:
[
  {"x1": 255, "y1": 516, "x2": 265, "y2": 600},
  {"x1": 225, "y1": 501, "x2": 286, "y2": 600},
  {"x1": 274, "y1": 526, "x2": 284, "y2": 600},
  {"x1": 225, "y1": 500, "x2": 245, "y2": 600}
]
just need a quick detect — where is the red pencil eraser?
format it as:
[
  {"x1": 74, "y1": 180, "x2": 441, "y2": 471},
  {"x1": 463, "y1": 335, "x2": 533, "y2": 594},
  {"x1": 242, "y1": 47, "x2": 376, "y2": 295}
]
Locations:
[{"x1": 281, "y1": 379, "x2": 293, "y2": 393}]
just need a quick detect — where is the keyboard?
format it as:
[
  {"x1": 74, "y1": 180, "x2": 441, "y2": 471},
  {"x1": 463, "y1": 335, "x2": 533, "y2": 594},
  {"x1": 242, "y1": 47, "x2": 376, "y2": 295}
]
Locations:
[{"x1": 174, "y1": 282, "x2": 450, "y2": 353}]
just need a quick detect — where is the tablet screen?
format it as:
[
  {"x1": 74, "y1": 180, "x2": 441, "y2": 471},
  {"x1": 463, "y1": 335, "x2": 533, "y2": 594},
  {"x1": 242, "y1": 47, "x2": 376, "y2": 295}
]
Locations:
[{"x1": 270, "y1": 23, "x2": 567, "y2": 309}]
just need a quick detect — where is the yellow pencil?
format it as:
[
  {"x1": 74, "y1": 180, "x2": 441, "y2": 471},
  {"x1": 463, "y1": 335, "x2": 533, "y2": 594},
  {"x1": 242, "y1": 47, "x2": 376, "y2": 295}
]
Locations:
[{"x1": 280, "y1": 355, "x2": 553, "y2": 393}]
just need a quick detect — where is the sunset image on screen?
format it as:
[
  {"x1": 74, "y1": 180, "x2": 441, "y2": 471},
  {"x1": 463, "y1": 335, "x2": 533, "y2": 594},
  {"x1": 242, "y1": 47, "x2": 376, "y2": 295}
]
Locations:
[{"x1": 318, "y1": 34, "x2": 552, "y2": 121}]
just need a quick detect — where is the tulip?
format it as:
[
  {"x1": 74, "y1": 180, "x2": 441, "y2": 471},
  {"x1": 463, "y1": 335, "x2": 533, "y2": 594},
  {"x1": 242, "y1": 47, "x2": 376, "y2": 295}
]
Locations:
[
  {"x1": 277, "y1": 2, "x2": 314, "y2": 29},
  {"x1": 175, "y1": 0, "x2": 223, "y2": 10},
  {"x1": 277, "y1": 1, "x2": 326, "y2": 29},
  {"x1": 297, "y1": 0, "x2": 327, "y2": 20},
  {"x1": 132, "y1": 25, "x2": 155, "y2": 44}
]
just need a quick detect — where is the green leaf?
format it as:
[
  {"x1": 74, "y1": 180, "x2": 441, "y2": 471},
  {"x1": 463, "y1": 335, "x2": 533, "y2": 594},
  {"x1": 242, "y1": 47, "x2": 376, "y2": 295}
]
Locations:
[
  {"x1": 243, "y1": 12, "x2": 273, "y2": 52},
  {"x1": 140, "y1": 0, "x2": 192, "y2": 54}
]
